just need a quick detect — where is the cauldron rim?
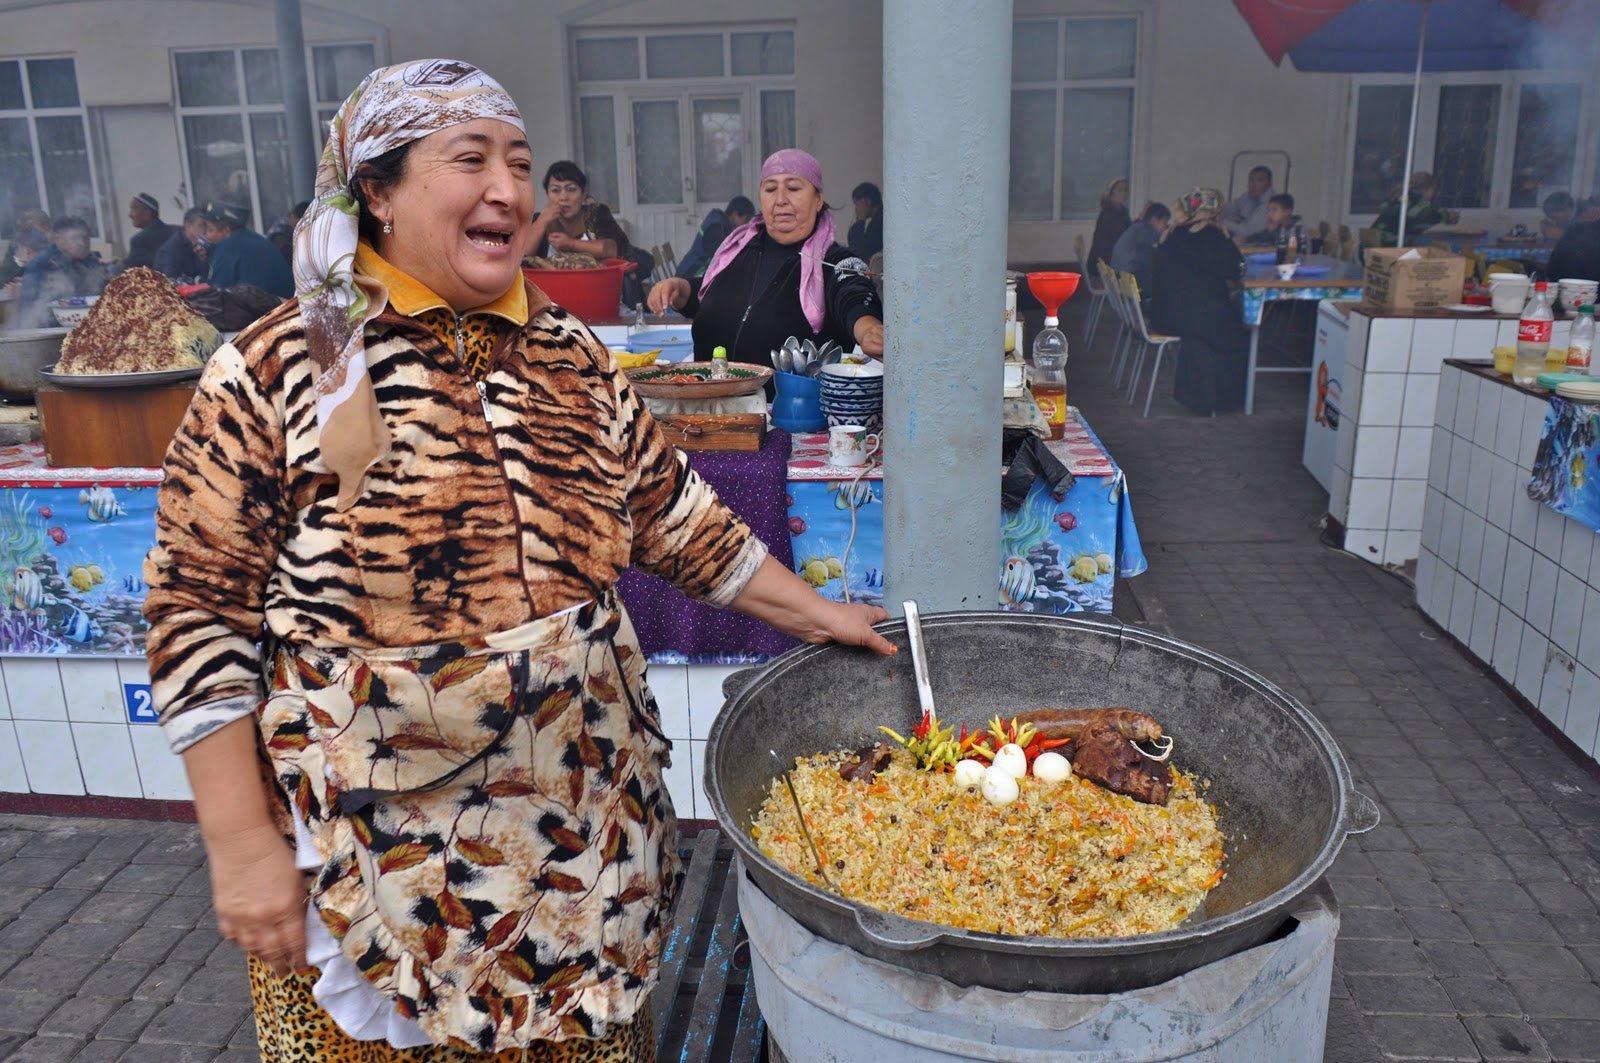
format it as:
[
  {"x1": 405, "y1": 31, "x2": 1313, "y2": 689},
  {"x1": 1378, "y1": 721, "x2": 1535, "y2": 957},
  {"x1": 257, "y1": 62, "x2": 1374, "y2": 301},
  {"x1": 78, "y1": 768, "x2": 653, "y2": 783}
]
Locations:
[{"x1": 704, "y1": 611, "x2": 1376, "y2": 987}]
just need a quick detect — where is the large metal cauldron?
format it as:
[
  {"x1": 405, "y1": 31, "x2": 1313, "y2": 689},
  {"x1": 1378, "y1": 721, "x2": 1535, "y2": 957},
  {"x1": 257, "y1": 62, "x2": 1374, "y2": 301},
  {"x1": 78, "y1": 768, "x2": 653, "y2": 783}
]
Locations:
[
  {"x1": 0, "y1": 328, "x2": 67, "y2": 399},
  {"x1": 706, "y1": 611, "x2": 1378, "y2": 995}
]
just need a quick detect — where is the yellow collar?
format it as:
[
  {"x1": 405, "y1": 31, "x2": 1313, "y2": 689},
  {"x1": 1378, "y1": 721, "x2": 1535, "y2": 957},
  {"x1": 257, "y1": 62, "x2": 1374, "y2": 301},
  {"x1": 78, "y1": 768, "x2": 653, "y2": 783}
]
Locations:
[{"x1": 354, "y1": 241, "x2": 528, "y2": 325}]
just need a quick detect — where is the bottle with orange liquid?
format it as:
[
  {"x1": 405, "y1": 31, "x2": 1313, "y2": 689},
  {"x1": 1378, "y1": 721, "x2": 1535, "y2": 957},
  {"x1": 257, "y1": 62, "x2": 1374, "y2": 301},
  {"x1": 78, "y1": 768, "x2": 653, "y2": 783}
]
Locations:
[{"x1": 1031, "y1": 315, "x2": 1068, "y2": 440}]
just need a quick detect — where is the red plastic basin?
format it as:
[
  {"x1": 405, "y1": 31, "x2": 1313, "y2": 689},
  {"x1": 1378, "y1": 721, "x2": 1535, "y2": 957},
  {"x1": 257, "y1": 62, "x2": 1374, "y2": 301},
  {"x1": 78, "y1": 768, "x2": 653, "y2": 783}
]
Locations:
[{"x1": 522, "y1": 258, "x2": 636, "y2": 322}]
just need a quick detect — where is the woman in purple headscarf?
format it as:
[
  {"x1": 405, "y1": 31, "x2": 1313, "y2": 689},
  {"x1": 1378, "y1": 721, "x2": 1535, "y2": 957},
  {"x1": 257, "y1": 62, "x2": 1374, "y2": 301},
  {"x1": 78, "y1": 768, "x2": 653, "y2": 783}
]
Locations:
[{"x1": 647, "y1": 149, "x2": 885, "y2": 374}]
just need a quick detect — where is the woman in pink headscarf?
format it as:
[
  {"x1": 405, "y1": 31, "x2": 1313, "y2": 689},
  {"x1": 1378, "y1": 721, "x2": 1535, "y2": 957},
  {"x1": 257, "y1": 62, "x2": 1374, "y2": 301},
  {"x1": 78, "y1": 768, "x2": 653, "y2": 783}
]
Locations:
[{"x1": 647, "y1": 149, "x2": 885, "y2": 375}]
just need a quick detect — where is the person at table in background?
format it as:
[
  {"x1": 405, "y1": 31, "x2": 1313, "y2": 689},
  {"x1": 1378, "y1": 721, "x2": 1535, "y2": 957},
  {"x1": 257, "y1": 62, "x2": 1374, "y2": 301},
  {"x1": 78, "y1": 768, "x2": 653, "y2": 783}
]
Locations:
[
  {"x1": 527, "y1": 160, "x2": 654, "y2": 304},
  {"x1": 1, "y1": 227, "x2": 48, "y2": 297},
  {"x1": 267, "y1": 199, "x2": 311, "y2": 264},
  {"x1": 202, "y1": 201, "x2": 294, "y2": 298},
  {"x1": 142, "y1": 58, "x2": 892, "y2": 1063},
  {"x1": 1087, "y1": 177, "x2": 1131, "y2": 272},
  {"x1": 1574, "y1": 195, "x2": 1600, "y2": 226},
  {"x1": 1222, "y1": 166, "x2": 1274, "y2": 245},
  {"x1": 1109, "y1": 201, "x2": 1170, "y2": 296},
  {"x1": 1373, "y1": 171, "x2": 1452, "y2": 245},
  {"x1": 0, "y1": 209, "x2": 51, "y2": 289},
  {"x1": 123, "y1": 194, "x2": 178, "y2": 271},
  {"x1": 674, "y1": 194, "x2": 754, "y2": 281},
  {"x1": 846, "y1": 181, "x2": 884, "y2": 262},
  {"x1": 1545, "y1": 211, "x2": 1600, "y2": 282},
  {"x1": 1151, "y1": 188, "x2": 1248, "y2": 417},
  {"x1": 1242, "y1": 193, "x2": 1297, "y2": 248},
  {"x1": 645, "y1": 149, "x2": 886, "y2": 377},
  {"x1": 1540, "y1": 191, "x2": 1575, "y2": 242},
  {"x1": 153, "y1": 206, "x2": 210, "y2": 283},
  {"x1": 16, "y1": 216, "x2": 110, "y2": 329}
]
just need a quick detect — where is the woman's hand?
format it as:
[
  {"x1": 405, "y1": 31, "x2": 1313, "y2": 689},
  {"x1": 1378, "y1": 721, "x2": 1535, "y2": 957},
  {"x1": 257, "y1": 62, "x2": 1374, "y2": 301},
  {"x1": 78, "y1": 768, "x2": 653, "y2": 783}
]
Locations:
[
  {"x1": 728, "y1": 555, "x2": 897, "y2": 656},
  {"x1": 648, "y1": 277, "x2": 691, "y2": 315},
  {"x1": 547, "y1": 230, "x2": 577, "y2": 252},
  {"x1": 854, "y1": 315, "x2": 885, "y2": 357},
  {"x1": 207, "y1": 823, "x2": 308, "y2": 977}
]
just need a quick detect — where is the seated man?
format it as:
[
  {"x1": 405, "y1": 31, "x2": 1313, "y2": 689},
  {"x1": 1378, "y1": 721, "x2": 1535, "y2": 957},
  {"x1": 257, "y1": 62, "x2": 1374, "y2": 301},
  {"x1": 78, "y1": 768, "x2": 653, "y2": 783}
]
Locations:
[
  {"x1": 675, "y1": 195, "x2": 754, "y2": 281},
  {"x1": 1222, "y1": 166, "x2": 1274, "y2": 244},
  {"x1": 1109, "y1": 201, "x2": 1171, "y2": 295},
  {"x1": 202, "y1": 201, "x2": 293, "y2": 298},
  {"x1": 1540, "y1": 191, "x2": 1575, "y2": 241},
  {"x1": 1, "y1": 209, "x2": 52, "y2": 288},
  {"x1": 1546, "y1": 216, "x2": 1600, "y2": 282},
  {"x1": 1243, "y1": 194, "x2": 1296, "y2": 247},
  {"x1": 123, "y1": 193, "x2": 178, "y2": 270},
  {"x1": 154, "y1": 207, "x2": 209, "y2": 283},
  {"x1": 16, "y1": 216, "x2": 110, "y2": 328}
]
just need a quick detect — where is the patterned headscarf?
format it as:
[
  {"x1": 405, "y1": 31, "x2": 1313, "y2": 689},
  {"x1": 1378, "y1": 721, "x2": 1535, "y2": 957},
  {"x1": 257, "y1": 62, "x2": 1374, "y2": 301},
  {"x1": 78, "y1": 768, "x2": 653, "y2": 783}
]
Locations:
[
  {"x1": 294, "y1": 59, "x2": 524, "y2": 510},
  {"x1": 698, "y1": 149, "x2": 835, "y2": 332},
  {"x1": 1173, "y1": 187, "x2": 1223, "y2": 231}
]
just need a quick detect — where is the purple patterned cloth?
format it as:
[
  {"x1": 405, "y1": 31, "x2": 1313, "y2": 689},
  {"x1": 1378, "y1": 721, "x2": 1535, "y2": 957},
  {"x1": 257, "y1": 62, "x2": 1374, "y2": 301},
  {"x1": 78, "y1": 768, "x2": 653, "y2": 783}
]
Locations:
[{"x1": 618, "y1": 429, "x2": 800, "y2": 658}]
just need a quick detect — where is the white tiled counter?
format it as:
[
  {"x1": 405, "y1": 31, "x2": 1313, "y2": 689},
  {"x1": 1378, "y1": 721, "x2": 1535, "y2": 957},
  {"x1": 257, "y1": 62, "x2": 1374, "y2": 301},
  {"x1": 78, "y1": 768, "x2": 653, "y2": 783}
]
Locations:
[
  {"x1": 1, "y1": 656, "x2": 741, "y2": 821},
  {"x1": 1320, "y1": 308, "x2": 1572, "y2": 568},
  {"x1": 1415, "y1": 361, "x2": 1600, "y2": 766}
]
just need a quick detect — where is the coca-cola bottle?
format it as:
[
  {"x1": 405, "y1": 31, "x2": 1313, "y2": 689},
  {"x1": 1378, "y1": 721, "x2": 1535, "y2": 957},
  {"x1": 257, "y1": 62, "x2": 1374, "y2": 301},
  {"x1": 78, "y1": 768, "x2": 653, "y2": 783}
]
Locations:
[{"x1": 1514, "y1": 282, "x2": 1553, "y2": 385}]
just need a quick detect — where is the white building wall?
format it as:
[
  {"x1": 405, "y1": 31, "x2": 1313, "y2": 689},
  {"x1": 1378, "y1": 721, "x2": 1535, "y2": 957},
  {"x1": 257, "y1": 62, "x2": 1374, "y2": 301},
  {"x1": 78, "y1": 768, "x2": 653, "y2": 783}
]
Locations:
[{"x1": 2, "y1": 0, "x2": 1355, "y2": 266}]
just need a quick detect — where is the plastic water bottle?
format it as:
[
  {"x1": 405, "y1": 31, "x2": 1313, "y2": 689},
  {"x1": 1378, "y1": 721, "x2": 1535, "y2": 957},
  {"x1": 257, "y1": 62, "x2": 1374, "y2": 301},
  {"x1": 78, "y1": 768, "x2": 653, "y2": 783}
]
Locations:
[
  {"x1": 710, "y1": 344, "x2": 730, "y2": 379},
  {"x1": 1030, "y1": 316, "x2": 1068, "y2": 440},
  {"x1": 1568, "y1": 305, "x2": 1595, "y2": 373},
  {"x1": 629, "y1": 302, "x2": 646, "y2": 340},
  {"x1": 1514, "y1": 282, "x2": 1553, "y2": 385}
]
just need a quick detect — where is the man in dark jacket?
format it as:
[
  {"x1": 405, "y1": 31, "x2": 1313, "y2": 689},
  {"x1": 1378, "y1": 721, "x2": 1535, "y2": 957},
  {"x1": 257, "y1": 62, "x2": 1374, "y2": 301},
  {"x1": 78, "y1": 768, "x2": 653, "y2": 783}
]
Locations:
[
  {"x1": 16, "y1": 216, "x2": 110, "y2": 328},
  {"x1": 153, "y1": 207, "x2": 209, "y2": 282},
  {"x1": 1546, "y1": 220, "x2": 1600, "y2": 282},
  {"x1": 202, "y1": 201, "x2": 293, "y2": 298},
  {"x1": 675, "y1": 195, "x2": 753, "y2": 280},
  {"x1": 123, "y1": 193, "x2": 178, "y2": 270}
]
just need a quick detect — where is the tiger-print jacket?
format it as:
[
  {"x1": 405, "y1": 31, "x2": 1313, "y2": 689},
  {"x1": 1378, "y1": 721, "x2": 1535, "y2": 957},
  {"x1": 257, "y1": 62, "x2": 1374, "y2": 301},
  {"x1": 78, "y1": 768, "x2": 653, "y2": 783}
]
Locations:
[{"x1": 143, "y1": 287, "x2": 765, "y2": 747}]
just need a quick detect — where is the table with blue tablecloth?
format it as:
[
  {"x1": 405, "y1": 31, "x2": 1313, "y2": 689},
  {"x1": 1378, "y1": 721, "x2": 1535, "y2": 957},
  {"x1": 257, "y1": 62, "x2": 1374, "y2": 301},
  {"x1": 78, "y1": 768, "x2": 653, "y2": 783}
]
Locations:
[{"x1": 616, "y1": 410, "x2": 1146, "y2": 662}]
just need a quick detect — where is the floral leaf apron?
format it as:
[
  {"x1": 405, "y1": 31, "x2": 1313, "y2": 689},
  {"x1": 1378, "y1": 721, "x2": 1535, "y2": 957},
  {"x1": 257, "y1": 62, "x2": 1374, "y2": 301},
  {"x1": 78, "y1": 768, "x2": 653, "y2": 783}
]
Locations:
[{"x1": 258, "y1": 594, "x2": 681, "y2": 1053}]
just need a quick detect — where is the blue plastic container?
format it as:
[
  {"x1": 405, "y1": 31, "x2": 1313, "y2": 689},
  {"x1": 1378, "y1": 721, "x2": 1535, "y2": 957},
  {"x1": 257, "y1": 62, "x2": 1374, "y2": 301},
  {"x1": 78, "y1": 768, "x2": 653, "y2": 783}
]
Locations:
[
  {"x1": 771, "y1": 370, "x2": 825, "y2": 432},
  {"x1": 628, "y1": 327, "x2": 695, "y2": 363}
]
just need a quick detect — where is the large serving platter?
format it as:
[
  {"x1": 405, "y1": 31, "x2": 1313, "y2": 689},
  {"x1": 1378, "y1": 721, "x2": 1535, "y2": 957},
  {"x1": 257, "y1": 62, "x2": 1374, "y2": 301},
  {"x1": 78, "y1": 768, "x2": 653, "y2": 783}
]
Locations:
[{"x1": 40, "y1": 363, "x2": 203, "y2": 389}]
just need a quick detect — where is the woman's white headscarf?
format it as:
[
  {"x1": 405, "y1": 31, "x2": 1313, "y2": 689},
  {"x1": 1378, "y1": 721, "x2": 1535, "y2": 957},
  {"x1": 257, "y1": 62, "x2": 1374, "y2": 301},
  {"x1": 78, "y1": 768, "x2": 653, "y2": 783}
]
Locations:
[{"x1": 294, "y1": 59, "x2": 524, "y2": 510}]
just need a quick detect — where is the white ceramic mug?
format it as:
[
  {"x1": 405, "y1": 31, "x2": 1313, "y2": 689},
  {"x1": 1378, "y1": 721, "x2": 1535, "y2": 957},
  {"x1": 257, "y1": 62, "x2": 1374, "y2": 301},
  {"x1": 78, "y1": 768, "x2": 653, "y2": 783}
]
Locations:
[{"x1": 828, "y1": 424, "x2": 881, "y2": 467}]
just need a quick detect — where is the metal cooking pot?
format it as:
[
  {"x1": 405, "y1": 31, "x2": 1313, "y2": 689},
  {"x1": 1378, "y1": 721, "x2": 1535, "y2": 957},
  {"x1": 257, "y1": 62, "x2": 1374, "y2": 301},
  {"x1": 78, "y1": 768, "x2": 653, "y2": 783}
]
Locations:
[
  {"x1": 0, "y1": 328, "x2": 67, "y2": 399},
  {"x1": 705, "y1": 611, "x2": 1379, "y2": 995}
]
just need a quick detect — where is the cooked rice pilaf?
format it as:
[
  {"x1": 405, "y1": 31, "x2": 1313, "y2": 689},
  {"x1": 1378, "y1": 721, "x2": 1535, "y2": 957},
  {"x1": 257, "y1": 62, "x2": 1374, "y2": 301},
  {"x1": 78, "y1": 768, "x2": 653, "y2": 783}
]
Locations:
[{"x1": 753, "y1": 749, "x2": 1225, "y2": 938}]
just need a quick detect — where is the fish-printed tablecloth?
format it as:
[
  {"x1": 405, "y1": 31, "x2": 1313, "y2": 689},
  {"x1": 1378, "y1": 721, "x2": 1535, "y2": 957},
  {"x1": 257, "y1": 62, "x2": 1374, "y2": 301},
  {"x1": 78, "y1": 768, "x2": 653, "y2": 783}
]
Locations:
[
  {"x1": 787, "y1": 409, "x2": 1145, "y2": 617},
  {"x1": 0, "y1": 443, "x2": 157, "y2": 656},
  {"x1": 1529, "y1": 396, "x2": 1600, "y2": 535}
]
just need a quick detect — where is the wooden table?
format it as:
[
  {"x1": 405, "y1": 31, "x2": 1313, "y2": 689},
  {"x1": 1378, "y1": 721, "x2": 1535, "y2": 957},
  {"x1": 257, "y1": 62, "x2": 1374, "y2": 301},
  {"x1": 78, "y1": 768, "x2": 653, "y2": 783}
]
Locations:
[
  {"x1": 1240, "y1": 255, "x2": 1364, "y2": 415},
  {"x1": 36, "y1": 379, "x2": 196, "y2": 468}
]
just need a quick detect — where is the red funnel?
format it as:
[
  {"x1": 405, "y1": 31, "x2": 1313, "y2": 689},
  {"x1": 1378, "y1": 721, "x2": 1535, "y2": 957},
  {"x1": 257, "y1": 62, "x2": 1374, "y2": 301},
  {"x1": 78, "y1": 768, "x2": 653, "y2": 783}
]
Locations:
[{"x1": 1026, "y1": 271, "x2": 1081, "y2": 318}]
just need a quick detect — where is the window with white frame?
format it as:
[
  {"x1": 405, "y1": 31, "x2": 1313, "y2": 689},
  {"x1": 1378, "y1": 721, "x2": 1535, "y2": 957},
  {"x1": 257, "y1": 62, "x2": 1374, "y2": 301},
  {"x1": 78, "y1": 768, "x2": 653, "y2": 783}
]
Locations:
[
  {"x1": 571, "y1": 26, "x2": 795, "y2": 248},
  {"x1": 1009, "y1": 16, "x2": 1139, "y2": 222},
  {"x1": 0, "y1": 56, "x2": 99, "y2": 237},
  {"x1": 1345, "y1": 71, "x2": 1589, "y2": 218},
  {"x1": 173, "y1": 43, "x2": 375, "y2": 229}
]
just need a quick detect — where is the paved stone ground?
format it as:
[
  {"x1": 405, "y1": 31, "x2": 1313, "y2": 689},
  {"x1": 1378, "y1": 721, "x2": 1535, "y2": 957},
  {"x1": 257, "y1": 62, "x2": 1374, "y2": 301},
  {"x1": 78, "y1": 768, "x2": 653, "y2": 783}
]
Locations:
[{"x1": 0, "y1": 296, "x2": 1597, "y2": 1061}]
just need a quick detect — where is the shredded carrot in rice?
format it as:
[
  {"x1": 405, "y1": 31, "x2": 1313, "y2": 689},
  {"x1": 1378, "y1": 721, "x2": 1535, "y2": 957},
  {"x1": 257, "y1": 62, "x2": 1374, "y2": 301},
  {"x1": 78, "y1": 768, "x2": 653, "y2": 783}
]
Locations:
[{"x1": 752, "y1": 749, "x2": 1225, "y2": 939}]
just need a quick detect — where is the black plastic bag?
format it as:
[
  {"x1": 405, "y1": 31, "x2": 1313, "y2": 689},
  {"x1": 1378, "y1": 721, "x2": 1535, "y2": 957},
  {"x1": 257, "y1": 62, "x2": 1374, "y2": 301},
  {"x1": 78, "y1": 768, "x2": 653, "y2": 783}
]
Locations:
[{"x1": 1001, "y1": 433, "x2": 1075, "y2": 510}]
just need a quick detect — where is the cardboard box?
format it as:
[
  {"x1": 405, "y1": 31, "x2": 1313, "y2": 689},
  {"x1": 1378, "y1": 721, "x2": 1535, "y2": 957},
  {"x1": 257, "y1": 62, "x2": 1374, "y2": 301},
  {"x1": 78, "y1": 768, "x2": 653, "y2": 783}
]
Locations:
[{"x1": 1361, "y1": 247, "x2": 1470, "y2": 311}]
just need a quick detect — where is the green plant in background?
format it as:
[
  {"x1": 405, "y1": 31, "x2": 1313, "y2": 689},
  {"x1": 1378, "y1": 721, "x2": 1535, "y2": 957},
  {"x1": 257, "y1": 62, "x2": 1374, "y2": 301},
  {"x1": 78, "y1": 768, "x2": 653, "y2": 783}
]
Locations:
[{"x1": 0, "y1": 491, "x2": 50, "y2": 606}]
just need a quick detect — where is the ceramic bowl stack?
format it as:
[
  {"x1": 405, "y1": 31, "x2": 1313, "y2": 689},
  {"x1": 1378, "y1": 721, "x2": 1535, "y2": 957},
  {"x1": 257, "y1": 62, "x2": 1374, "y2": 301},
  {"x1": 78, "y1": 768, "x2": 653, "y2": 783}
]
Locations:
[
  {"x1": 819, "y1": 360, "x2": 883, "y2": 432},
  {"x1": 1557, "y1": 278, "x2": 1599, "y2": 316}
]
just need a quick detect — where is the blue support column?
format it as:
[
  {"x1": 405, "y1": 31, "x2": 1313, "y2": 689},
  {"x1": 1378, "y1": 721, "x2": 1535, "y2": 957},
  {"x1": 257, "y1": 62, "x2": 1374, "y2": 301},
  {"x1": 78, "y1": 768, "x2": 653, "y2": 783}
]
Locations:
[{"x1": 882, "y1": 0, "x2": 1012, "y2": 612}]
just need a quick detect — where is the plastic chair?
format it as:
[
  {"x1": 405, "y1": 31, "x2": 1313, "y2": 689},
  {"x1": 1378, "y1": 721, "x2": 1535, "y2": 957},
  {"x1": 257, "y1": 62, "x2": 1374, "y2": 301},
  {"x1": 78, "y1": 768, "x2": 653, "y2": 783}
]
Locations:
[
  {"x1": 659, "y1": 241, "x2": 678, "y2": 277},
  {"x1": 1118, "y1": 272, "x2": 1180, "y2": 417},
  {"x1": 1097, "y1": 260, "x2": 1135, "y2": 387},
  {"x1": 1075, "y1": 233, "x2": 1109, "y2": 345},
  {"x1": 1487, "y1": 260, "x2": 1526, "y2": 275}
]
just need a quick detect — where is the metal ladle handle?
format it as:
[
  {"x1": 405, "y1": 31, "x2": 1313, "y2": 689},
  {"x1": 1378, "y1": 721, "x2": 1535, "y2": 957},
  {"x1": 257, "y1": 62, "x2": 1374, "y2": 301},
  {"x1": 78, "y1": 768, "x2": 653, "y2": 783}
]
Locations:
[{"x1": 902, "y1": 600, "x2": 937, "y2": 725}]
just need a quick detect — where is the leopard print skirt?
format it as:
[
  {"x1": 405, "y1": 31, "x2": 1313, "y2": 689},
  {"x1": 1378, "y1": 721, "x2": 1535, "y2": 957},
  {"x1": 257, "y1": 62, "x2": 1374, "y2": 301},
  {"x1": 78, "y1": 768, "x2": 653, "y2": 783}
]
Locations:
[{"x1": 248, "y1": 956, "x2": 654, "y2": 1062}]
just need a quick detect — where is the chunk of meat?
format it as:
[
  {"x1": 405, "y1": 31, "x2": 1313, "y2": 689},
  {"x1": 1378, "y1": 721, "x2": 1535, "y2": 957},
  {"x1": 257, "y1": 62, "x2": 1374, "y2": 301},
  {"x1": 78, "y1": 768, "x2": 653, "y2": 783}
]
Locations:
[
  {"x1": 1013, "y1": 707, "x2": 1164, "y2": 744},
  {"x1": 1070, "y1": 721, "x2": 1171, "y2": 806},
  {"x1": 839, "y1": 743, "x2": 893, "y2": 783}
]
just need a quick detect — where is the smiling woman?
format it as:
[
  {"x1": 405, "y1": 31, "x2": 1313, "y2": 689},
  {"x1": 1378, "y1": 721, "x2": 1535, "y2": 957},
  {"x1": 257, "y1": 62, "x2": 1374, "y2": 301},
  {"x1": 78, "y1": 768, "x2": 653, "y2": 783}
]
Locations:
[{"x1": 140, "y1": 56, "x2": 893, "y2": 1063}]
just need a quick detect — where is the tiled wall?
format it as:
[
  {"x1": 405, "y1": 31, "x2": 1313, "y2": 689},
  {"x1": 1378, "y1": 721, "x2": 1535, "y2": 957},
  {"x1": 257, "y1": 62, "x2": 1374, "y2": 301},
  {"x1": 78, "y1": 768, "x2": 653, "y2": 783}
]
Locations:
[
  {"x1": 1329, "y1": 312, "x2": 1572, "y2": 568},
  {"x1": 1416, "y1": 364, "x2": 1600, "y2": 765},
  {"x1": 0, "y1": 657, "x2": 744, "y2": 821}
]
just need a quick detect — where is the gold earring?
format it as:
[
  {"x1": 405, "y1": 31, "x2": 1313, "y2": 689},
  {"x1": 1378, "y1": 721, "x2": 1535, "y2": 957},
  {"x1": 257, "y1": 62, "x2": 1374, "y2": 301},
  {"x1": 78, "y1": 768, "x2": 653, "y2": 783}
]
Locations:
[{"x1": 382, "y1": 220, "x2": 393, "y2": 234}]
